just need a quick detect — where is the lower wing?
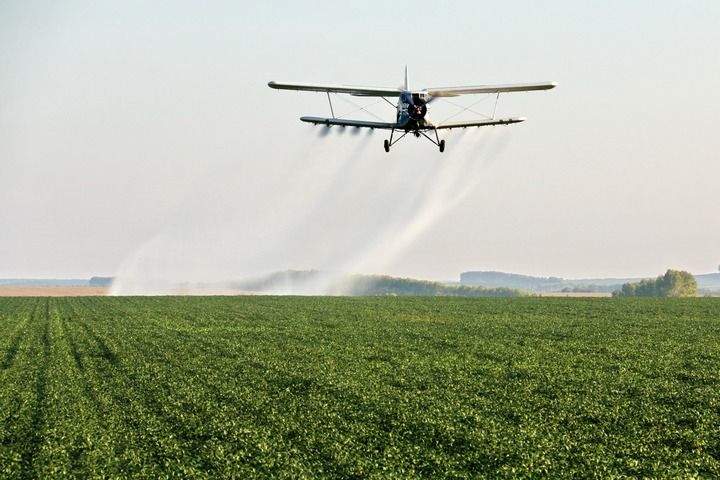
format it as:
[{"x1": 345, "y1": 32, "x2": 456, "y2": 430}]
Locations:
[
  {"x1": 300, "y1": 116, "x2": 397, "y2": 129},
  {"x1": 431, "y1": 117, "x2": 526, "y2": 130}
]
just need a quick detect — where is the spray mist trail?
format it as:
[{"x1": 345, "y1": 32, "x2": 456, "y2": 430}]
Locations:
[
  {"x1": 110, "y1": 132, "x2": 377, "y2": 295},
  {"x1": 335, "y1": 128, "x2": 512, "y2": 287},
  {"x1": 231, "y1": 134, "x2": 378, "y2": 295},
  {"x1": 110, "y1": 125, "x2": 513, "y2": 296}
]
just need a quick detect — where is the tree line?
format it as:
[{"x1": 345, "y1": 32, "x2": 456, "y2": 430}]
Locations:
[{"x1": 613, "y1": 270, "x2": 697, "y2": 297}]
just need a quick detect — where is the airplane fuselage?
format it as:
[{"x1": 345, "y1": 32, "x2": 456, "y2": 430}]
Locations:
[{"x1": 396, "y1": 91, "x2": 429, "y2": 131}]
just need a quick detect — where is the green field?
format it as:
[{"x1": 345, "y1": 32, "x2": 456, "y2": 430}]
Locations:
[{"x1": 1, "y1": 297, "x2": 719, "y2": 478}]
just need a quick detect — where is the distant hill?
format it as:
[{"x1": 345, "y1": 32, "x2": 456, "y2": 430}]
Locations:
[
  {"x1": 695, "y1": 273, "x2": 720, "y2": 290},
  {"x1": 88, "y1": 276, "x2": 114, "y2": 287},
  {"x1": 460, "y1": 271, "x2": 720, "y2": 293}
]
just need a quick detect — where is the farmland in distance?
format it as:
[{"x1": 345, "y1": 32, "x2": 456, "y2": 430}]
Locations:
[{"x1": 1, "y1": 296, "x2": 719, "y2": 478}]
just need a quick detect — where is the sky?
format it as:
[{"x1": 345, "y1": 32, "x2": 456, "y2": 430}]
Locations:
[{"x1": 1, "y1": 0, "x2": 719, "y2": 283}]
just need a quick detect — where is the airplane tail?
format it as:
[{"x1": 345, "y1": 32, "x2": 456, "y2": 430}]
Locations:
[{"x1": 404, "y1": 65, "x2": 409, "y2": 90}]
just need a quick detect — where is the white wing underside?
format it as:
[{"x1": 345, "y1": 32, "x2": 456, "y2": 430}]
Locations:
[
  {"x1": 432, "y1": 117, "x2": 526, "y2": 129},
  {"x1": 300, "y1": 116, "x2": 526, "y2": 130},
  {"x1": 269, "y1": 81, "x2": 401, "y2": 97},
  {"x1": 424, "y1": 82, "x2": 556, "y2": 97},
  {"x1": 300, "y1": 117, "x2": 396, "y2": 129}
]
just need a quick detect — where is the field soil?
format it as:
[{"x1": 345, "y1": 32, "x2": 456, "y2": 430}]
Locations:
[
  {"x1": 1, "y1": 297, "x2": 719, "y2": 478},
  {"x1": 0, "y1": 286, "x2": 108, "y2": 297}
]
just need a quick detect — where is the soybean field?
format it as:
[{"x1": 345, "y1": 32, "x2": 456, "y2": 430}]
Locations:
[{"x1": 1, "y1": 296, "x2": 719, "y2": 478}]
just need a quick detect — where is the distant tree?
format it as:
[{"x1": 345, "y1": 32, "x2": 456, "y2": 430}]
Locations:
[
  {"x1": 613, "y1": 269, "x2": 697, "y2": 297},
  {"x1": 236, "y1": 270, "x2": 525, "y2": 297}
]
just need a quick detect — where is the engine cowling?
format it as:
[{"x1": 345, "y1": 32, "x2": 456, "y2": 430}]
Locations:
[
  {"x1": 409, "y1": 93, "x2": 427, "y2": 120},
  {"x1": 409, "y1": 102, "x2": 427, "y2": 120}
]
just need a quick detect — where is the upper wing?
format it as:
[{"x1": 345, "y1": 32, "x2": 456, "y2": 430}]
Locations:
[
  {"x1": 425, "y1": 82, "x2": 556, "y2": 97},
  {"x1": 300, "y1": 116, "x2": 397, "y2": 129},
  {"x1": 269, "y1": 81, "x2": 401, "y2": 97},
  {"x1": 431, "y1": 117, "x2": 526, "y2": 130}
]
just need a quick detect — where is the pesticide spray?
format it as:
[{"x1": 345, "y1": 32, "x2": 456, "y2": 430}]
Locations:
[
  {"x1": 110, "y1": 126, "x2": 512, "y2": 295},
  {"x1": 331, "y1": 128, "x2": 511, "y2": 289}
]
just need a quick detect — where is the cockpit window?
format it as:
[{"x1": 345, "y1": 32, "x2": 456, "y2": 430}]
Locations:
[{"x1": 411, "y1": 93, "x2": 427, "y2": 105}]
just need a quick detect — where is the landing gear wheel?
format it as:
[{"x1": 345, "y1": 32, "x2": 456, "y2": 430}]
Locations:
[
  {"x1": 439, "y1": 139, "x2": 445, "y2": 152},
  {"x1": 384, "y1": 139, "x2": 390, "y2": 152}
]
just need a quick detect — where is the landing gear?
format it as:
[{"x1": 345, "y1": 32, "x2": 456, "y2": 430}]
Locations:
[
  {"x1": 417, "y1": 128, "x2": 446, "y2": 152},
  {"x1": 384, "y1": 128, "x2": 407, "y2": 152},
  {"x1": 383, "y1": 127, "x2": 444, "y2": 152}
]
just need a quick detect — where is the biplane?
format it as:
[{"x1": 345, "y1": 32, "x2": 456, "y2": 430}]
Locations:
[{"x1": 268, "y1": 67, "x2": 555, "y2": 152}]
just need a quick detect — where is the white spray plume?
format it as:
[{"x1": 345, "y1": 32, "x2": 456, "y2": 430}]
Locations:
[{"x1": 110, "y1": 127, "x2": 513, "y2": 295}]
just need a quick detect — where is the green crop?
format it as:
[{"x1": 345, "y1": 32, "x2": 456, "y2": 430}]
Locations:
[{"x1": 1, "y1": 296, "x2": 719, "y2": 478}]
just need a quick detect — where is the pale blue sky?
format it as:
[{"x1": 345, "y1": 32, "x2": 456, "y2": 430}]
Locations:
[{"x1": 2, "y1": 1, "x2": 719, "y2": 281}]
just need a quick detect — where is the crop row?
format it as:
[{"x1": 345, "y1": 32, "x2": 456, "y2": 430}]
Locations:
[{"x1": 0, "y1": 296, "x2": 719, "y2": 478}]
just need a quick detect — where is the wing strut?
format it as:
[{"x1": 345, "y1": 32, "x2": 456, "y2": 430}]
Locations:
[
  {"x1": 389, "y1": 128, "x2": 407, "y2": 147},
  {"x1": 435, "y1": 95, "x2": 494, "y2": 128},
  {"x1": 418, "y1": 129, "x2": 442, "y2": 147},
  {"x1": 492, "y1": 93, "x2": 500, "y2": 120},
  {"x1": 384, "y1": 127, "x2": 408, "y2": 152},
  {"x1": 326, "y1": 92, "x2": 335, "y2": 118}
]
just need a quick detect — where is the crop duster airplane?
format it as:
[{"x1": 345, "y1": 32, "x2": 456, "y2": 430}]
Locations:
[{"x1": 268, "y1": 67, "x2": 556, "y2": 152}]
